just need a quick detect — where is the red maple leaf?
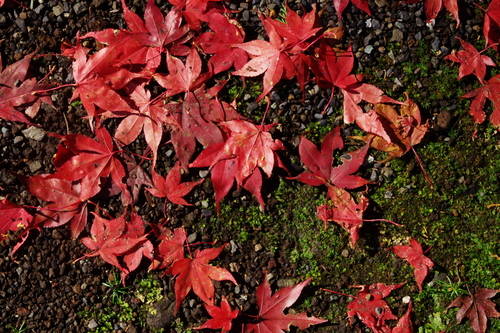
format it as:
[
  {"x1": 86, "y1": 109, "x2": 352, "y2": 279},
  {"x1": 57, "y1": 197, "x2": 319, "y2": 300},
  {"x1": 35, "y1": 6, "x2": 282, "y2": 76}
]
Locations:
[
  {"x1": 317, "y1": 187, "x2": 369, "y2": 247},
  {"x1": 347, "y1": 283, "x2": 405, "y2": 333},
  {"x1": 445, "y1": 38, "x2": 496, "y2": 82},
  {"x1": 53, "y1": 126, "x2": 129, "y2": 203},
  {"x1": 404, "y1": 0, "x2": 459, "y2": 26},
  {"x1": 244, "y1": 276, "x2": 327, "y2": 332},
  {"x1": 154, "y1": 48, "x2": 211, "y2": 97},
  {"x1": 20, "y1": 173, "x2": 100, "y2": 238},
  {"x1": 147, "y1": 161, "x2": 203, "y2": 206},
  {"x1": 392, "y1": 300, "x2": 413, "y2": 333},
  {"x1": 392, "y1": 238, "x2": 434, "y2": 292},
  {"x1": 190, "y1": 120, "x2": 286, "y2": 212},
  {"x1": 353, "y1": 94, "x2": 429, "y2": 162},
  {"x1": 86, "y1": 0, "x2": 190, "y2": 72},
  {"x1": 313, "y1": 45, "x2": 397, "y2": 142},
  {"x1": 114, "y1": 81, "x2": 179, "y2": 166},
  {"x1": 195, "y1": 12, "x2": 248, "y2": 73},
  {"x1": 163, "y1": 82, "x2": 237, "y2": 168},
  {"x1": 166, "y1": 244, "x2": 237, "y2": 314},
  {"x1": 233, "y1": 12, "x2": 310, "y2": 101},
  {"x1": 68, "y1": 33, "x2": 134, "y2": 127},
  {"x1": 80, "y1": 212, "x2": 152, "y2": 285},
  {"x1": 462, "y1": 74, "x2": 500, "y2": 127},
  {"x1": 195, "y1": 296, "x2": 239, "y2": 332},
  {"x1": 0, "y1": 198, "x2": 33, "y2": 242},
  {"x1": 291, "y1": 127, "x2": 370, "y2": 190},
  {"x1": 483, "y1": 0, "x2": 500, "y2": 49},
  {"x1": 149, "y1": 225, "x2": 187, "y2": 270},
  {"x1": 446, "y1": 289, "x2": 500, "y2": 333},
  {"x1": 0, "y1": 51, "x2": 52, "y2": 126},
  {"x1": 332, "y1": 0, "x2": 371, "y2": 20}
]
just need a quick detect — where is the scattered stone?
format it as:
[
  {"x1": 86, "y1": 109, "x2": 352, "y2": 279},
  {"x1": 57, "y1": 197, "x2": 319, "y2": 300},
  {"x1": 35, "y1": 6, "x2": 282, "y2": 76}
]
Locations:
[
  {"x1": 436, "y1": 110, "x2": 453, "y2": 129},
  {"x1": 27, "y1": 160, "x2": 42, "y2": 173},
  {"x1": 73, "y1": 2, "x2": 88, "y2": 14},
  {"x1": 52, "y1": 4, "x2": 64, "y2": 16},
  {"x1": 230, "y1": 240, "x2": 238, "y2": 253},
  {"x1": 87, "y1": 319, "x2": 98, "y2": 330},
  {"x1": 391, "y1": 29, "x2": 404, "y2": 43},
  {"x1": 277, "y1": 278, "x2": 295, "y2": 288},
  {"x1": 364, "y1": 45, "x2": 374, "y2": 54},
  {"x1": 254, "y1": 243, "x2": 263, "y2": 252},
  {"x1": 13, "y1": 136, "x2": 24, "y2": 144},
  {"x1": 341, "y1": 249, "x2": 349, "y2": 257},
  {"x1": 187, "y1": 232, "x2": 197, "y2": 243}
]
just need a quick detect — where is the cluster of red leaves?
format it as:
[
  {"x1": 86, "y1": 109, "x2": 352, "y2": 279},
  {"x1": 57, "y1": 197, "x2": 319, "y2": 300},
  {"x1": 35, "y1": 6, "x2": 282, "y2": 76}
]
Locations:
[{"x1": 2, "y1": 0, "x2": 500, "y2": 331}]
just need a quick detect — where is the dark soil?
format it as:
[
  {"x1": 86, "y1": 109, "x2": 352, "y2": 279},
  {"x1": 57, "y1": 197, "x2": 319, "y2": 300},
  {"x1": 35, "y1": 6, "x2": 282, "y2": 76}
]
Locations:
[{"x1": 1, "y1": 0, "x2": 499, "y2": 332}]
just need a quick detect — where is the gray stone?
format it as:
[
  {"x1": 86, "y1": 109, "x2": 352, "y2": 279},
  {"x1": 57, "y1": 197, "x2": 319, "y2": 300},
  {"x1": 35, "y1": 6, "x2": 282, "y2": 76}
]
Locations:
[
  {"x1": 391, "y1": 29, "x2": 404, "y2": 43},
  {"x1": 73, "y1": 2, "x2": 88, "y2": 14},
  {"x1": 13, "y1": 136, "x2": 24, "y2": 144},
  {"x1": 88, "y1": 319, "x2": 98, "y2": 330},
  {"x1": 22, "y1": 126, "x2": 46, "y2": 141},
  {"x1": 364, "y1": 45, "x2": 374, "y2": 54},
  {"x1": 28, "y1": 160, "x2": 42, "y2": 173},
  {"x1": 52, "y1": 4, "x2": 64, "y2": 16},
  {"x1": 431, "y1": 37, "x2": 441, "y2": 51}
]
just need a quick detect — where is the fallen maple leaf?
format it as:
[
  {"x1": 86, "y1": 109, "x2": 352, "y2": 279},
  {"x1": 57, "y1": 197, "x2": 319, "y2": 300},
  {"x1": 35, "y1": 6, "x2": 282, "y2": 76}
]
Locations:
[
  {"x1": 20, "y1": 173, "x2": 100, "y2": 239},
  {"x1": 53, "y1": 126, "x2": 130, "y2": 203},
  {"x1": 291, "y1": 127, "x2": 370, "y2": 190},
  {"x1": 332, "y1": 0, "x2": 371, "y2": 20},
  {"x1": 347, "y1": 283, "x2": 405, "y2": 333},
  {"x1": 190, "y1": 120, "x2": 286, "y2": 212},
  {"x1": 244, "y1": 276, "x2": 327, "y2": 332},
  {"x1": 445, "y1": 38, "x2": 496, "y2": 82},
  {"x1": 195, "y1": 12, "x2": 248, "y2": 73},
  {"x1": 80, "y1": 212, "x2": 152, "y2": 285},
  {"x1": 166, "y1": 244, "x2": 237, "y2": 314},
  {"x1": 0, "y1": 199, "x2": 32, "y2": 242},
  {"x1": 462, "y1": 74, "x2": 500, "y2": 127},
  {"x1": 446, "y1": 289, "x2": 500, "y2": 333},
  {"x1": 353, "y1": 94, "x2": 429, "y2": 162},
  {"x1": 313, "y1": 45, "x2": 397, "y2": 142},
  {"x1": 317, "y1": 187, "x2": 369, "y2": 247},
  {"x1": 392, "y1": 238, "x2": 434, "y2": 292},
  {"x1": 147, "y1": 162, "x2": 203, "y2": 206},
  {"x1": 195, "y1": 296, "x2": 239, "y2": 332},
  {"x1": 483, "y1": 0, "x2": 500, "y2": 50},
  {"x1": 392, "y1": 300, "x2": 413, "y2": 333},
  {"x1": 404, "y1": 0, "x2": 459, "y2": 27},
  {"x1": 0, "y1": 51, "x2": 52, "y2": 126},
  {"x1": 149, "y1": 225, "x2": 187, "y2": 270}
]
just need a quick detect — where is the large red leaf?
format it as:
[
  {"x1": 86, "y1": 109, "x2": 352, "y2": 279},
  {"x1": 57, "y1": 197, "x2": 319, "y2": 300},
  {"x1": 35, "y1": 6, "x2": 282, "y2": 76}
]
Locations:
[
  {"x1": 0, "y1": 51, "x2": 52, "y2": 125},
  {"x1": 195, "y1": 297, "x2": 239, "y2": 332},
  {"x1": 317, "y1": 187, "x2": 369, "y2": 247},
  {"x1": 233, "y1": 14, "x2": 298, "y2": 101},
  {"x1": 80, "y1": 212, "x2": 152, "y2": 285},
  {"x1": 462, "y1": 74, "x2": 500, "y2": 127},
  {"x1": 195, "y1": 12, "x2": 248, "y2": 73},
  {"x1": 244, "y1": 276, "x2": 327, "y2": 332},
  {"x1": 332, "y1": 0, "x2": 372, "y2": 21},
  {"x1": 149, "y1": 225, "x2": 187, "y2": 270},
  {"x1": 347, "y1": 283, "x2": 405, "y2": 333},
  {"x1": 447, "y1": 289, "x2": 500, "y2": 333},
  {"x1": 147, "y1": 162, "x2": 203, "y2": 206},
  {"x1": 166, "y1": 245, "x2": 237, "y2": 314},
  {"x1": 54, "y1": 127, "x2": 129, "y2": 202},
  {"x1": 0, "y1": 199, "x2": 33, "y2": 242},
  {"x1": 20, "y1": 174, "x2": 100, "y2": 238},
  {"x1": 392, "y1": 238, "x2": 434, "y2": 292},
  {"x1": 445, "y1": 38, "x2": 496, "y2": 82},
  {"x1": 313, "y1": 45, "x2": 397, "y2": 142},
  {"x1": 190, "y1": 120, "x2": 286, "y2": 212}
]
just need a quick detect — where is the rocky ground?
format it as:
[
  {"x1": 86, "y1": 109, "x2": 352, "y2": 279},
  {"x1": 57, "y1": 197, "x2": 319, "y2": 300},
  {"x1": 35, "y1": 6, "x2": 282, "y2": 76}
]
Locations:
[{"x1": 1, "y1": 0, "x2": 500, "y2": 332}]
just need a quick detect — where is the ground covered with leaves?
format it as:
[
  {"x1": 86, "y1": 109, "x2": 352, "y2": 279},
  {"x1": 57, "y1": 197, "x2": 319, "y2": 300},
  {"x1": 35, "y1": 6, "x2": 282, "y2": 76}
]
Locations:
[{"x1": 1, "y1": 0, "x2": 500, "y2": 332}]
